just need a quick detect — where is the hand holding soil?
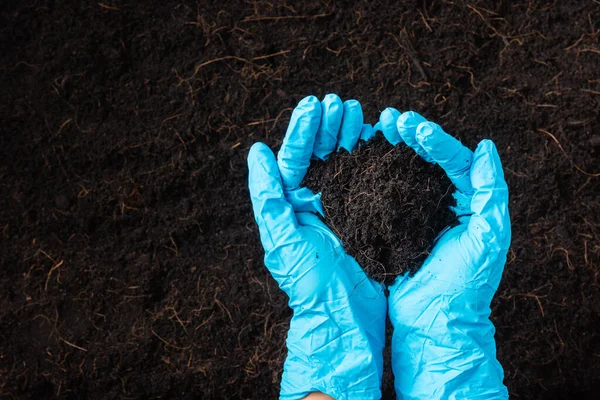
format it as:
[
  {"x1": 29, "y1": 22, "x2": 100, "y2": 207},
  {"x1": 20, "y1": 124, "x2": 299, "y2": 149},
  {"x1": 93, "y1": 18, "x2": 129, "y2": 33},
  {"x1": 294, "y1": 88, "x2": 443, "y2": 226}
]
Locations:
[
  {"x1": 382, "y1": 117, "x2": 511, "y2": 399},
  {"x1": 249, "y1": 94, "x2": 511, "y2": 399},
  {"x1": 248, "y1": 95, "x2": 387, "y2": 399}
]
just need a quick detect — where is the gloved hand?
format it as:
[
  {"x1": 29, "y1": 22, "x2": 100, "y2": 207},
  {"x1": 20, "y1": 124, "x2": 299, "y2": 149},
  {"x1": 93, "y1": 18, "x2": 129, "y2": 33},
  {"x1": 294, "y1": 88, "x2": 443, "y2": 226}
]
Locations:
[
  {"x1": 378, "y1": 109, "x2": 511, "y2": 399},
  {"x1": 248, "y1": 95, "x2": 386, "y2": 400}
]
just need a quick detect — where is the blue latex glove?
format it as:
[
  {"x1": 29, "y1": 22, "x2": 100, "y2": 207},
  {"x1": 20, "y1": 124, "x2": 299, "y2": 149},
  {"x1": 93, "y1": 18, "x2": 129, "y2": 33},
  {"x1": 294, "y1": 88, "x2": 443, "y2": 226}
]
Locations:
[
  {"x1": 248, "y1": 95, "x2": 387, "y2": 400},
  {"x1": 379, "y1": 109, "x2": 511, "y2": 399}
]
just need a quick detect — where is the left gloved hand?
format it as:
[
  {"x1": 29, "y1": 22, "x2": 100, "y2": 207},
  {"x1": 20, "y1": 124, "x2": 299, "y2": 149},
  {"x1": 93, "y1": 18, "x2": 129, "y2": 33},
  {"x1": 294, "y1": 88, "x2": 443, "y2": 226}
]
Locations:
[
  {"x1": 248, "y1": 95, "x2": 386, "y2": 400},
  {"x1": 378, "y1": 109, "x2": 510, "y2": 399}
]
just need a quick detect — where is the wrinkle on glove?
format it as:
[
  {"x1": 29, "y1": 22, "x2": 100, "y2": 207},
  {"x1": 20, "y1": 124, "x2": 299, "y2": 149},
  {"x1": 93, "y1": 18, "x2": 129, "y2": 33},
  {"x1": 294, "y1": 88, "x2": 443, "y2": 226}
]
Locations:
[{"x1": 285, "y1": 187, "x2": 324, "y2": 216}]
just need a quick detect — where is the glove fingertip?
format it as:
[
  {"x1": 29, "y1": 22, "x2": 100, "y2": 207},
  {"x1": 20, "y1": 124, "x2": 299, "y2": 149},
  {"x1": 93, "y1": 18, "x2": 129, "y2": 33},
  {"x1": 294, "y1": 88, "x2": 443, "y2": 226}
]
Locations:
[
  {"x1": 360, "y1": 123, "x2": 376, "y2": 142},
  {"x1": 380, "y1": 107, "x2": 402, "y2": 145},
  {"x1": 469, "y1": 139, "x2": 510, "y2": 249},
  {"x1": 414, "y1": 121, "x2": 439, "y2": 147},
  {"x1": 278, "y1": 96, "x2": 322, "y2": 189},
  {"x1": 248, "y1": 143, "x2": 283, "y2": 202},
  {"x1": 471, "y1": 140, "x2": 505, "y2": 187},
  {"x1": 323, "y1": 92, "x2": 342, "y2": 104},
  {"x1": 397, "y1": 111, "x2": 425, "y2": 129},
  {"x1": 298, "y1": 94, "x2": 320, "y2": 108},
  {"x1": 312, "y1": 94, "x2": 343, "y2": 161},
  {"x1": 248, "y1": 142, "x2": 275, "y2": 169},
  {"x1": 337, "y1": 99, "x2": 364, "y2": 152}
]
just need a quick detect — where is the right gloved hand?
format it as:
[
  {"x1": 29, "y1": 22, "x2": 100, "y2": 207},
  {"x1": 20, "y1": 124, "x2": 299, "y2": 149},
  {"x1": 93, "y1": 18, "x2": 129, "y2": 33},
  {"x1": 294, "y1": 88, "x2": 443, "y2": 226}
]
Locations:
[
  {"x1": 378, "y1": 109, "x2": 511, "y2": 399},
  {"x1": 248, "y1": 95, "x2": 386, "y2": 400}
]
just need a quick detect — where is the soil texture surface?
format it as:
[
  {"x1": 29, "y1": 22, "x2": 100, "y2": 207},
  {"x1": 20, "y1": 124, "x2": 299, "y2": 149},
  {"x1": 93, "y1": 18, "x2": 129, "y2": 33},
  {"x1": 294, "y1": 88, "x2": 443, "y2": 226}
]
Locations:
[
  {"x1": 304, "y1": 136, "x2": 456, "y2": 283},
  {"x1": 1, "y1": 1, "x2": 599, "y2": 399}
]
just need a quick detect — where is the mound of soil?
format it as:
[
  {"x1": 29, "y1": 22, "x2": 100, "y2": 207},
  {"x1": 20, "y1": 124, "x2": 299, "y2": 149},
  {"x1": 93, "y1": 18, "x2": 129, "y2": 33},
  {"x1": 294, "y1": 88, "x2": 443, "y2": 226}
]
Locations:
[{"x1": 303, "y1": 136, "x2": 456, "y2": 283}]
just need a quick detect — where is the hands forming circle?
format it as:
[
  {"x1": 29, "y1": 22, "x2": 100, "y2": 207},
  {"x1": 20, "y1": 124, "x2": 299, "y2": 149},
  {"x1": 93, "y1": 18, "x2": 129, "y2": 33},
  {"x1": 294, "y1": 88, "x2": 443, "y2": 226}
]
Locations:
[{"x1": 248, "y1": 94, "x2": 510, "y2": 400}]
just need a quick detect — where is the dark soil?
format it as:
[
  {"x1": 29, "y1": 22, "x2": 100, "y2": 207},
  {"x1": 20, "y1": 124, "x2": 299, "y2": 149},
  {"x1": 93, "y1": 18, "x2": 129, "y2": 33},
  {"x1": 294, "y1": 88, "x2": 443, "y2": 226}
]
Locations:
[
  {"x1": 1, "y1": 1, "x2": 599, "y2": 399},
  {"x1": 303, "y1": 136, "x2": 456, "y2": 283}
]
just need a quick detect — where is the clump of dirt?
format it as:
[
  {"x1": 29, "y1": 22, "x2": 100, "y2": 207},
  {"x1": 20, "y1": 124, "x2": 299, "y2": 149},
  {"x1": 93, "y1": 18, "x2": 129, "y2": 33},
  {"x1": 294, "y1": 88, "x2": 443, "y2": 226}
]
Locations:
[{"x1": 303, "y1": 135, "x2": 457, "y2": 283}]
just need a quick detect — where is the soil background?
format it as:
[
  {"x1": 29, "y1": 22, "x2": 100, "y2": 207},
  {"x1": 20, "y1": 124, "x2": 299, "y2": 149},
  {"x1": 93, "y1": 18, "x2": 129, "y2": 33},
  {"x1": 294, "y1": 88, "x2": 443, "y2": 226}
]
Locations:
[{"x1": 1, "y1": 1, "x2": 599, "y2": 399}]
